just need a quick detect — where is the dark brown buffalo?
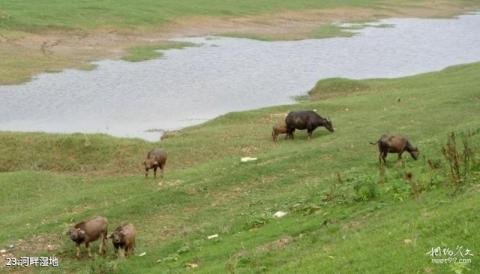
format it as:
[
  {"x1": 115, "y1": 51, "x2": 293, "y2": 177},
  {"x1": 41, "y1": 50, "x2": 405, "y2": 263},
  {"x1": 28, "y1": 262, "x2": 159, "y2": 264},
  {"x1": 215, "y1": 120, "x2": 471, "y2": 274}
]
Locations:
[
  {"x1": 371, "y1": 134, "x2": 419, "y2": 164},
  {"x1": 144, "y1": 148, "x2": 167, "y2": 178},
  {"x1": 66, "y1": 216, "x2": 108, "y2": 258},
  {"x1": 285, "y1": 111, "x2": 334, "y2": 139}
]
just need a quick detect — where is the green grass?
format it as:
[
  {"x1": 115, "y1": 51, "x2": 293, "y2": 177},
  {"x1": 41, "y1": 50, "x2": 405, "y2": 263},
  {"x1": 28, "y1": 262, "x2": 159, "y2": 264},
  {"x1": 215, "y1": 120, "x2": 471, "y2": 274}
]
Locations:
[
  {"x1": 1, "y1": 0, "x2": 479, "y2": 33},
  {"x1": 0, "y1": 0, "x2": 380, "y2": 32},
  {"x1": 1, "y1": 63, "x2": 479, "y2": 273},
  {"x1": 310, "y1": 25, "x2": 356, "y2": 39},
  {"x1": 308, "y1": 77, "x2": 373, "y2": 100},
  {"x1": 0, "y1": 45, "x2": 96, "y2": 85},
  {"x1": 122, "y1": 41, "x2": 197, "y2": 62},
  {"x1": 221, "y1": 24, "x2": 355, "y2": 41}
]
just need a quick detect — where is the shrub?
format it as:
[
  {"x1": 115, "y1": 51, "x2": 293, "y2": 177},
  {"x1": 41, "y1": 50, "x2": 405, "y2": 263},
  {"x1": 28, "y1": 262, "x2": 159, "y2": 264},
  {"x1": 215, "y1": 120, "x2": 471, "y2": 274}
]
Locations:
[
  {"x1": 441, "y1": 131, "x2": 476, "y2": 193},
  {"x1": 388, "y1": 178, "x2": 411, "y2": 202},
  {"x1": 352, "y1": 174, "x2": 378, "y2": 202}
]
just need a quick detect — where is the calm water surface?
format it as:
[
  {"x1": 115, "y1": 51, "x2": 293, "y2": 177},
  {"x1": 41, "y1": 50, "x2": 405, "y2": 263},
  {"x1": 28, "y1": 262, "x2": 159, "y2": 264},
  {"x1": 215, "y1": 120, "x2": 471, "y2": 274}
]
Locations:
[{"x1": 1, "y1": 12, "x2": 480, "y2": 141}]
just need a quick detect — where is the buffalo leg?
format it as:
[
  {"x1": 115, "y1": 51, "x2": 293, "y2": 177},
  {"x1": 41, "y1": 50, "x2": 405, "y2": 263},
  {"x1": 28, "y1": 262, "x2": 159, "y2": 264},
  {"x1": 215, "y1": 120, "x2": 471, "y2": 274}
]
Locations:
[
  {"x1": 381, "y1": 152, "x2": 388, "y2": 165},
  {"x1": 285, "y1": 128, "x2": 291, "y2": 139},
  {"x1": 99, "y1": 232, "x2": 107, "y2": 255},
  {"x1": 398, "y1": 152, "x2": 406, "y2": 167},
  {"x1": 160, "y1": 164, "x2": 165, "y2": 178},
  {"x1": 76, "y1": 244, "x2": 81, "y2": 258},
  {"x1": 307, "y1": 130, "x2": 313, "y2": 140},
  {"x1": 287, "y1": 128, "x2": 295, "y2": 140},
  {"x1": 153, "y1": 167, "x2": 157, "y2": 178},
  {"x1": 145, "y1": 168, "x2": 149, "y2": 178},
  {"x1": 86, "y1": 243, "x2": 92, "y2": 258},
  {"x1": 98, "y1": 239, "x2": 103, "y2": 255},
  {"x1": 130, "y1": 239, "x2": 136, "y2": 256}
]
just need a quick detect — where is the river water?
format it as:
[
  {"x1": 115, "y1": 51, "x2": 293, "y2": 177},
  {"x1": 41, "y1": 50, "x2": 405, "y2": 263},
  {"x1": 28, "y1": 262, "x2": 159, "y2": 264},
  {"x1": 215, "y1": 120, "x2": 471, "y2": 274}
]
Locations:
[{"x1": 1, "y1": 12, "x2": 479, "y2": 141}]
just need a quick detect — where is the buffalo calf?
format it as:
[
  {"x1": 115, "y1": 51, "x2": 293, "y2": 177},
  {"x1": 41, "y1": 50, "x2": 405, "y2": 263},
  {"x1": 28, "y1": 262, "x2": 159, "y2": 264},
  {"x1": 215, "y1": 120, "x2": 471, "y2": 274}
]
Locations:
[
  {"x1": 144, "y1": 148, "x2": 167, "y2": 178},
  {"x1": 371, "y1": 134, "x2": 419, "y2": 164},
  {"x1": 272, "y1": 122, "x2": 288, "y2": 142},
  {"x1": 66, "y1": 216, "x2": 108, "y2": 258},
  {"x1": 109, "y1": 223, "x2": 136, "y2": 257}
]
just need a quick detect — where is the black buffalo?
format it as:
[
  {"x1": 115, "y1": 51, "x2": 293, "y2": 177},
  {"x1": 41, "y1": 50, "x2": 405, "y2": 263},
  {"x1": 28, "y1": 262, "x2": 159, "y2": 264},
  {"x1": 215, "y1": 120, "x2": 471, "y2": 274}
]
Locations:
[{"x1": 285, "y1": 111, "x2": 334, "y2": 139}]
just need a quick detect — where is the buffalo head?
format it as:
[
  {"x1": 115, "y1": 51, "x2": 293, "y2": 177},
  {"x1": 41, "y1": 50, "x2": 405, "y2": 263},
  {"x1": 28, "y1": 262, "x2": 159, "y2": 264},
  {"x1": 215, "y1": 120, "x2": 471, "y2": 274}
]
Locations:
[{"x1": 323, "y1": 117, "x2": 334, "y2": 132}]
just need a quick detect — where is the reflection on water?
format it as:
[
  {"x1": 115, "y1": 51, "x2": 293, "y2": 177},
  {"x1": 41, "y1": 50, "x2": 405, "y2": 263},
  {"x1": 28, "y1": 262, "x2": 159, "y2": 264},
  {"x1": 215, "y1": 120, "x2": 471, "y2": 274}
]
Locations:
[{"x1": 1, "y1": 12, "x2": 480, "y2": 141}]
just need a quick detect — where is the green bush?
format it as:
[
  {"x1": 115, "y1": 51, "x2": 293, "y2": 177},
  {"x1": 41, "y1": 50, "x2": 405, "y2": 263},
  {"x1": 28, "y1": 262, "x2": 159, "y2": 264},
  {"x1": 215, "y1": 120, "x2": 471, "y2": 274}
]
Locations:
[{"x1": 352, "y1": 175, "x2": 378, "y2": 202}]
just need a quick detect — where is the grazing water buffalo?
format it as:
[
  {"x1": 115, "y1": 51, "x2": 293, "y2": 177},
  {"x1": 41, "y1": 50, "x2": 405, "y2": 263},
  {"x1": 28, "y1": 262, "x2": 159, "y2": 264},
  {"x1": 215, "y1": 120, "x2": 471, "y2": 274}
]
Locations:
[
  {"x1": 285, "y1": 111, "x2": 334, "y2": 139},
  {"x1": 272, "y1": 122, "x2": 288, "y2": 142},
  {"x1": 144, "y1": 148, "x2": 167, "y2": 178},
  {"x1": 370, "y1": 134, "x2": 419, "y2": 164},
  {"x1": 109, "y1": 223, "x2": 136, "y2": 257},
  {"x1": 66, "y1": 216, "x2": 108, "y2": 258}
]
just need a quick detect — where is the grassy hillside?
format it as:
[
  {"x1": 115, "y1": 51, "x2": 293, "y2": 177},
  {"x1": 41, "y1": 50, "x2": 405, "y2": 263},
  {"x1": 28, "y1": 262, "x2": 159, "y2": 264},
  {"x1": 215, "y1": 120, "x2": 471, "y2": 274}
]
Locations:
[{"x1": 1, "y1": 63, "x2": 479, "y2": 273}]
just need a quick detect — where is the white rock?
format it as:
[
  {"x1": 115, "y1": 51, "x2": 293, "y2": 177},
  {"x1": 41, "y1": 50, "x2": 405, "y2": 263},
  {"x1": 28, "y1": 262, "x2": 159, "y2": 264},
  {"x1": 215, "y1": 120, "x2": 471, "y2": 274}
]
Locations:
[
  {"x1": 186, "y1": 263, "x2": 199, "y2": 269},
  {"x1": 207, "y1": 234, "x2": 219, "y2": 240},
  {"x1": 0, "y1": 249, "x2": 6, "y2": 253},
  {"x1": 273, "y1": 211, "x2": 288, "y2": 218},
  {"x1": 138, "y1": 252, "x2": 146, "y2": 257},
  {"x1": 241, "y1": 157, "x2": 257, "y2": 162}
]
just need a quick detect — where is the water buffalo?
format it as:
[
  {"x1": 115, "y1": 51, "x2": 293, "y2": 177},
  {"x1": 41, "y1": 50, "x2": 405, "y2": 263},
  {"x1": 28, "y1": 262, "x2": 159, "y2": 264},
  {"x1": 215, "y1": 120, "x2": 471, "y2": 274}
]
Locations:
[
  {"x1": 370, "y1": 134, "x2": 419, "y2": 164},
  {"x1": 285, "y1": 111, "x2": 334, "y2": 139},
  {"x1": 272, "y1": 122, "x2": 288, "y2": 142},
  {"x1": 144, "y1": 148, "x2": 167, "y2": 178},
  {"x1": 109, "y1": 223, "x2": 136, "y2": 258},
  {"x1": 66, "y1": 216, "x2": 108, "y2": 258}
]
